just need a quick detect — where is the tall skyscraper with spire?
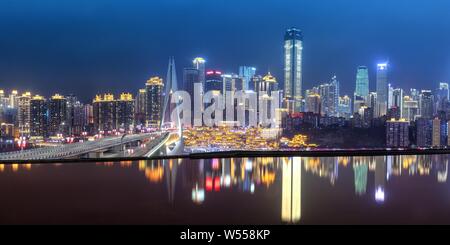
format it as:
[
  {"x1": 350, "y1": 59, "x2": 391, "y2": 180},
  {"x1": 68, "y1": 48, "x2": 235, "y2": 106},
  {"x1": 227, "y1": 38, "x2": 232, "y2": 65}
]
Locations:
[
  {"x1": 162, "y1": 56, "x2": 179, "y2": 128},
  {"x1": 284, "y1": 27, "x2": 303, "y2": 113}
]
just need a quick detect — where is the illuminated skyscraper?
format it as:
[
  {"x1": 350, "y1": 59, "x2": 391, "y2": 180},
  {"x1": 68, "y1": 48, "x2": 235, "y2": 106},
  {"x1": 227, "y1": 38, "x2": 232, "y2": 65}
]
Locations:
[
  {"x1": 82, "y1": 104, "x2": 94, "y2": 133},
  {"x1": 9, "y1": 90, "x2": 18, "y2": 108},
  {"x1": 305, "y1": 93, "x2": 321, "y2": 114},
  {"x1": 116, "y1": 93, "x2": 135, "y2": 130},
  {"x1": 48, "y1": 94, "x2": 68, "y2": 136},
  {"x1": 0, "y1": 90, "x2": 6, "y2": 109},
  {"x1": 284, "y1": 27, "x2": 303, "y2": 112},
  {"x1": 375, "y1": 63, "x2": 388, "y2": 117},
  {"x1": 183, "y1": 68, "x2": 200, "y2": 97},
  {"x1": 135, "y1": 89, "x2": 146, "y2": 126},
  {"x1": 419, "y1": 90, "x2": 434, "y2": 119},
  {"x1": 403, "y1": 96, "x2": 419, "y2": 122},
  {"x1": 391, "y1": 88, "x2": 404, "y2": 118},
  {"x1": 432, "y1": 117, "x2": 441, "y2": 147},
  {"x1": 338, "y1": 95, "x2": 352, "y2": 119},
  {"x1": 17, "y1": 92, "x2": 31, "y2": 136},
  {"x1": 355, "y1": 66, "x2": 369, "y2": 101},
  {"x1": 193, "y1": 57, "x2": 206, "y2": 88},
  {"x1": 204, "y1": 70, "x2": 223, "y2": 93},
  {"x1": 318, "y1": 76, "x2": 339, "y2": 117},
  {"x1": 145, "y1": 77, "x2": 164, "y2": 127},
  {"x1": 92, "y1": 94, "x2": 115, "y2": 133},
  {"x1": 416, "y1": 118, "x2": 432, "y2": 147},
  {"x1": 30, "y1": 95, "x2": 47, "y2": 139},
  {"x1": 437, "y1": 82, "x2": 449, "y2": 111},
  {"x1": 66, "y1": 94, "x2": 83, "y2": 136},
  {"x1": 239, "y1": 66, "x2": 256, "y2": 91}
]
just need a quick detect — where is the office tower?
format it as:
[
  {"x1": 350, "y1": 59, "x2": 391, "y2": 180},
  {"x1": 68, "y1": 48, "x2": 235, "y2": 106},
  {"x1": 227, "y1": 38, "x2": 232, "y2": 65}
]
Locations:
[
  {"x1": 183, "y1": 68, "x2": 200, "y2": 97},
  {"x1": 410, "y1": 88, "x2": 420, "y2": 101},
  {"x1": 48, "y1": 94, "x2": 68, "y2": 137},
  {"x1": 403, "y1": 96, "x2": 419, "y2": 122},
  {"x1": 204, "y1": 70, "x2": 223, "y2": 93},
  {"x1": 239, "y1": 66, "x2": 256, "y2": 91},
  {"x1": 416, "y1": 118, "x2": 432, "y2": 147},
  {"x1": 375, "y1": 63, "x2": 388, "y2": 117},
  {"x1": 437, "y1": 82, "x2": 449, "y2": 111},
  {"x1": 66, "y1": 94, "x2": 83, "y2": 136},
  {"x1": 93, "y1": 94, "x2": 115, "y2": 133},
  {"x1": 368, "y1": 92, "x2": 377, "y2": 109},
  {"x1": 355, "y1": 66, "x2": 369, "y2": 106},
  {"x1": 355, "y1": 66, "x2": 369, "y2": 98},
  {"x1": 438, "y1": 111, "x2": 448, "y2": 146},
  {"x1": 145, "y1": 77, "x2": 164, "y2": 127},
  {"x1": 432, "y1": 117, "x2": 441, "y2": 147},
  {"x1": 135, "y1": 89, "x2": 147, "y2": 126},
  {"x1": 83, "y1": 104, "x2": 94, "y2": 133},
  {"x1": 30, "y1": 95, "x2": 47, "y2": 139},
  {"x1": 284, "y1": 27, "x2": 303, "y2": 112},
  {"x1": 0, "y1": 90, "x2": 6, "y2": 109},
  {"x1": 305, "y1": 93, "x2": 321, "y2": 114},
  {"x1": 391, "y1": 88, "x2": 404, "y2": 118},
  {"x1": 17, "y1": 92, "x2": 31, "y2": 137},
  {"x1": 357, "y1": 106, "x2": 373, "y2": 128},
  {"x1": 388, "y1": 84, "x2": 394, "y2": 109},
  {"x1": 222, "y1": 74, "x2": 234, "y2": 94},
  {"x1": 386, "y1": 119, "x2": 410, "y2": 148},
  {"x1": 193, "y1": 57, "x2": 206, "y2": 88},
  {"x1": 9, "y1": 90, "x2": 18, "y2": 108},
  {"x1": 116, "y1": 93, "x2": 135, "y2": 131},
  {"x1": 162, "y1": 57, "x2": 178, "y2": 127},
  {"x1": 318, "y1": 76, "x2": 339, "y2": 117},
  {"x1": 338, "y1": 95, "x2": 352, "y2": 119},
  {"x1": 419, "y1": 90, "x2": 434, "y2": 118}
]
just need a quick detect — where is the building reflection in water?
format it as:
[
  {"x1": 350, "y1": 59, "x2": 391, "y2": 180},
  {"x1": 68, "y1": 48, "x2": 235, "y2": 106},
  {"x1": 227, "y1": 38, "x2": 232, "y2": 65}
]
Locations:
[
  {"x1": 353, "y1": 157, "x2": 368, "y2": 196},
  {"x1": 3, "y1": 154, "x2": 450, "y2": 223},
  {"x1": 281, "y1": 157, "x2": 301, "y2": 224},
  {"x1": 375, "y1": 156, "x2": 386, "y2": 203}
]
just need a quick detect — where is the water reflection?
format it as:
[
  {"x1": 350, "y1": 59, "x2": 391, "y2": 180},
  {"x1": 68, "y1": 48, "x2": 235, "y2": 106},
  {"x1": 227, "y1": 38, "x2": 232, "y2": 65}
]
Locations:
[{"x1": 1, "y1": 155, "x2": 449, "y2": 224}]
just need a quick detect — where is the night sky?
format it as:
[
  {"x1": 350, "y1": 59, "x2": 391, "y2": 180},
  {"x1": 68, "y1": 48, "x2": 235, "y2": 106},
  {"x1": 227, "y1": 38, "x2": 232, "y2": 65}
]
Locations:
[{"x1": 0, "y1": 0, "x2": 450, "y2": 102}]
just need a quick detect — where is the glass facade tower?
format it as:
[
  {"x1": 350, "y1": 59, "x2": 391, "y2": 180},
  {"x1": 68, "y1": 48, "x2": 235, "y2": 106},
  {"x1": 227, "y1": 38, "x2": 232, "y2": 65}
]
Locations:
[
  {"x1": 284, "y1": 27, "x2": 303, "y2": 113},
  {"x1": 376, "y1": 63, "x2": 388, "y2": 117}
]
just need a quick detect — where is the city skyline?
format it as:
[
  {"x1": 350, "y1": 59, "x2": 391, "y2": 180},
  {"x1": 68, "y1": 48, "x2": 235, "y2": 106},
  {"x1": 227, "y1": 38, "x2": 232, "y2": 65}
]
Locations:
[{"x1": 1, "y1": 0, "x2": 450, "y2": 102}]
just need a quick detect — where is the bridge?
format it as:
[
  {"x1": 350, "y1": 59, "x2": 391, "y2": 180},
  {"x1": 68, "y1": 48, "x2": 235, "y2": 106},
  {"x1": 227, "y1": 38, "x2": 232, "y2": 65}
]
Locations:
[{"x1": 0, "y1": 132, "x2": 170, "y2": 161}]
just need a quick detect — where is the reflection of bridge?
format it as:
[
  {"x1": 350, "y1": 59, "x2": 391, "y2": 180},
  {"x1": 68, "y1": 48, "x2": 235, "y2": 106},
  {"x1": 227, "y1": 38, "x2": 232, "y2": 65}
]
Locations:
[{"x1": 0, "y1": 133, "x2": 170, "y2": 161}]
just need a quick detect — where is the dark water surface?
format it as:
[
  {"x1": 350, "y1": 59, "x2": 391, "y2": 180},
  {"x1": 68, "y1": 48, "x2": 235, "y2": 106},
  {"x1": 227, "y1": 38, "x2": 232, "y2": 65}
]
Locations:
[{"x1": 0, "y1": 155, "x2": 449, "y2": 224}]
